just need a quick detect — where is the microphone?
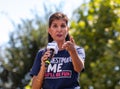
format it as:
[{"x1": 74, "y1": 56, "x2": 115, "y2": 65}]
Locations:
[{"x1": 45, "y1": 41, "x2": 58, "y2": 67}]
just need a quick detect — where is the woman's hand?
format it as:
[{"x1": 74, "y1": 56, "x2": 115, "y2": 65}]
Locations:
[
  {"x1": 41, "y1": 49, "x2": 51, "y2": 67},
  {"x1": 62, "y1": 37, "x2": 76, "y2": 52}
]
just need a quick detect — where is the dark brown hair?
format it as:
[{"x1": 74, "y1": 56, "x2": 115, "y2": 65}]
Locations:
[{"x1": 48, "y1": 12, "x2": 70, "y2": 42}]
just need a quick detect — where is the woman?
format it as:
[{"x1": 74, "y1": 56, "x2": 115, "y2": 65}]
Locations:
[{"x1": 30, "y1": 12, "x2": 85, "y2": 89}]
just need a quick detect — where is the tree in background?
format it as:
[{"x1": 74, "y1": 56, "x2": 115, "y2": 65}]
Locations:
[
  {"x1": 2, "y1": 13, "x2": 47, "y2": 89},
  {"x1": 70, "y1": 0, "x2": 120, "y2": 89}
]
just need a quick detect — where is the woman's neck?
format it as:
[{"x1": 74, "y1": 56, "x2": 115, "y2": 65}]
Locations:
[{"x1": 57, "y1": 41, "x2": 65, "y2": 50}]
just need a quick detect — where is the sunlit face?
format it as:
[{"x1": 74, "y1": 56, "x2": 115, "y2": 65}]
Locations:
[{"x1": 48, "y1": 19, "x2": 69, "y2": 42}]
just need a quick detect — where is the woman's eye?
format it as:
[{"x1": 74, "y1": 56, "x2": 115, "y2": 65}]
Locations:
[
  {"x1": 53, "y1": 25, "x2": 57, "y2": 28},
  {"x1": 61, "y1": 24, "x2": 66, "y2": 28}
]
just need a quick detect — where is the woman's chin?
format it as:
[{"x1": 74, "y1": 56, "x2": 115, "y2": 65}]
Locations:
[{"x1": 55, "y1": 39, "x2": 65, "y2": 42}]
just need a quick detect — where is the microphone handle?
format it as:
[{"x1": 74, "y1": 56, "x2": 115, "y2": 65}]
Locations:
[
  {"x1": 45, "y1": 49, "x2": 54, "y2": 67},
  {"x1": 45, "y1": 57, "x2": 51, "y2": 67}
]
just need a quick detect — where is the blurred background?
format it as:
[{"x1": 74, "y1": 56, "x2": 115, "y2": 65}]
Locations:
[{"x1": 0, "y1": 0, "x2": 120, "y2": 89}]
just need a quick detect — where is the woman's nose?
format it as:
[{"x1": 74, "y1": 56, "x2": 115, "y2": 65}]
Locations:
[{"x1": 57, "y1": 27, "x2": 62, "y2": 31}]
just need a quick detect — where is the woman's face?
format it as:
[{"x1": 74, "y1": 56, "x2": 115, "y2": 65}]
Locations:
[{"x1": 48, "y1": 19, "x2": 69, "y2": 42}]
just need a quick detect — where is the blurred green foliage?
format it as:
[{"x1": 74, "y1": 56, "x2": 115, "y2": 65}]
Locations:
[
  {"x1": 70, "y1": 0, "x2": 120, "y2": 89},
  {"x1": 0, "y1": 9, "x2": 50, "y2": 88}
]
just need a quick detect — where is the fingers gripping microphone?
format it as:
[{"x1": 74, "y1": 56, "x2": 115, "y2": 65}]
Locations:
[
  {"x1": 45, "y1": 41, "x2": 58, "y2": 67},
  {"x1": 45, "y1": 49, "x2": 54, "y2": 67}
]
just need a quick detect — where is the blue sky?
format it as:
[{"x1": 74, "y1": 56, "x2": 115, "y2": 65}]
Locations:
[{"x1": 0, "y1": 0, "x2": 85, "y2": 47}]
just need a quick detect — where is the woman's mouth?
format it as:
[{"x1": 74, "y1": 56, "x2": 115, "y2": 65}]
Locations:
[{"x1": 57, "y1": 34, "x2": 62, "y2": 37}]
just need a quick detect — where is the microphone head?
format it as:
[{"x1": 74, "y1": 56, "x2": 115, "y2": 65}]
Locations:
[{"x1": 47, "y1": 41, "x2": 59, "y2": 54}]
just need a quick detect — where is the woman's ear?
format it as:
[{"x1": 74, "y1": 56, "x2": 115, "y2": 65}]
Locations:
[
  {"x1": 67, "y1": 27, "x2": 69, "y2": 32},
  {"x1": 66, "y1": 27, "x2": 69, "y2": 35},
  {"x1": 48, "y1": 28, "x2": 51, "y2": 35}
]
